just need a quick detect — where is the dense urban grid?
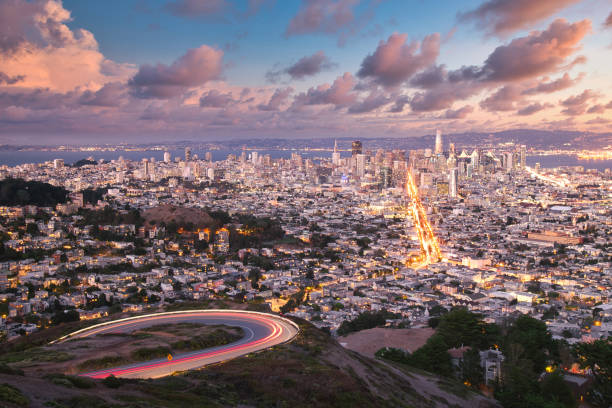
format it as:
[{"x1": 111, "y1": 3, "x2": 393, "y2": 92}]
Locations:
[{"x1": 0, "y1": 134, "x2": 611, "y2": 406}]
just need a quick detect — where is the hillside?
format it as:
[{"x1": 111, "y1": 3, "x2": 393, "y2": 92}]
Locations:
[
  {"x1": 0, "y1": 312, "x2": 499, "y2": 408},
  {"x1": 141, "y1": 205, "x2": 216, "y2": 229}
]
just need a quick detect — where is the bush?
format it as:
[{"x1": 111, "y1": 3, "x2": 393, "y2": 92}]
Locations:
[
  {"x1": 102, "y1": 374, "x2": 123, "y2": 389},
  {"x1": 0, "y1": 383, "x2": 28, "y2": 406}
]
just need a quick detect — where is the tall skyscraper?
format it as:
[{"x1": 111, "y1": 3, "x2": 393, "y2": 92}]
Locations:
[
  {"x1": 185, "y1": 147, "x2": 191, "y2": 161},
  {"x1": 449, "y1": 167, "x2": 458, "y2": 198},
  {"x1": 205, "y1": 151, "x2": 212, "y2": 162},
  {"x1": 520, "y1": 145, "x2": 526, "y2": 168},
  {"x1": 332, "y1": 140, "x2": 341, "y2": 166},
  {"x1": 351, "y1": 141, "x2": 362, "y2": 157},
  {"x1": 435, "y1": 130, "x2": 443, "y2": 155},
  {"x1": 163, "y1": 151, "x2": 171, "y2": 163},
  {"x1": 356, "y1": 153, "x2": 366, "y2": 177}
]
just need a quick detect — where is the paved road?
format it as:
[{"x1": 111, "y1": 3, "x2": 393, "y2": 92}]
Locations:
[{"x1": 55, "y1": 310, "x2": 299, "y2": 379}]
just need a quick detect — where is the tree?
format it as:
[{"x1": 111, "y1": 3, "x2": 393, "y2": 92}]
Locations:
[
  {"x1": 574, "y1": 338, "x2": 612, "y2": 408},
  {"x1": 409, "y1": 335, "x2": 454, "y2": 377},
  {"x1": 504, "y1": 314, "x2": 555, "y2": 374},
  {"x1": 540, "y1": 370, "x2": 576, "y2": 408},
  {"x1": 460, "y1": 347, "x2": 484, "y2": 388}
]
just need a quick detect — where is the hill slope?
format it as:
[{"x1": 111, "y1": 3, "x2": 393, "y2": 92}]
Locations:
[{"x1": 0, "y1": 317, "x2": 499, "y2": 408}]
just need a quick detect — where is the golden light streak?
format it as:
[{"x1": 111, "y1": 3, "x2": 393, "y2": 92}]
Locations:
[{"x1": 405, "y1": 172, "x2": 441, "y2": 268}]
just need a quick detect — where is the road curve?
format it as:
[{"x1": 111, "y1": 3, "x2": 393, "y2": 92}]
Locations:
[{"x1": 53, "y1": 310, "x2": 299, "y2": 379}]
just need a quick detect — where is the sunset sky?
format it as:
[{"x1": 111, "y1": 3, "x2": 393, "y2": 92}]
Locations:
[{"x1": 0, "y1": 0, "x2": 611, "y2": 144}]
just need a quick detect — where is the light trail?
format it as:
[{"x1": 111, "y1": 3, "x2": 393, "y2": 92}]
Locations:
[
  {"x1": 405, "y1": 172, "x2": 442, "y2": 268},
  {"x1": 525, "y1": 166, "x2": 570, "y2": 188},
  {"x1": 53, "y1": 310, "x2": 299, "y2": 379}
]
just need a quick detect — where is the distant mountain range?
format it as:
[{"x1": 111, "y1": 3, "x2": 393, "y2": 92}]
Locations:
[{"x1": 1, "y1": 129, "x2": 610, "y2": 152}]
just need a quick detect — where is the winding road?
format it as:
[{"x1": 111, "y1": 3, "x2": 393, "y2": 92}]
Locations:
[{"x1": 53, "y1": 310, "x2": 299, "y2": 379}]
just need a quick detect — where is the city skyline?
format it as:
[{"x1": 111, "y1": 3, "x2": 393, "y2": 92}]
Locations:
[{"x1": 0, "y1": 0, "x2": 611, "y2": 144}]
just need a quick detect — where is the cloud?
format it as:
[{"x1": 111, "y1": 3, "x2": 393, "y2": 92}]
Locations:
[
  {"x1": 586, "y1": 117, "x2": 610, "y2": 125},
  {"x1": 129, "y1": 45, "x2": 223, "y2": 99},
  {"x1": 388, "y1": 95, "x2": 410, "y2": 113},
  {"x1": 257, "y1": 87, "x2": 293, "y2": 111},
  {"x1": 286, "y1": 51, "x2": 335, "y2": 80},
  {"x1": 409, "y1": 65, "x2": 447, "y2": 89},
  {"x1": 266, "y1": 51, "x2": 335, "y2": 82},
  {"x1": 560, "y1": 89, "x2": 598, "y2": 115},
  {"x1": 605, "y1": 12, "x2": 612, "y2": 27},
  {"x1": 0, "y1": 0, "x2": 135, "y2": 92},
  {"x1": 164, "y1": 0, "x2": 228, "y2": 18},
  {"x1": 479, "y1": 19, "x2": 591, "y2": 82},
  {"x1": 285, "y1": 0, "x2": 357, "y2": 36},
  {"x1": 348, "y1": 91, "x2": 391, "y2": 114},
  {"x1": 480, "y1": 85, "x2": 522, "y2": 111},
  {"x1": 517, "y1": 102, "x2": 551, "y2": 116},
  {"x1": 79, "y1": 82, "x2": 126, "y2": 107},
  {"x1": 458, "y1": 0, "x2": 581, "y2": 36},
  {"x1": 586, "y1": 104, "x2": 606, "y2": 114},
  {"x1": 357, "y1": 32, "x2": 440, "y2": 88},
  {"x1": 199, "y1": 90, "x2": 235, "y2": 108},
  {"x1": 444, "y1": 105, "x2": 474, "y2": 119},
  {"x1": 409, "y1": 83, "x2": 478, "y2": 112},
  {"x1": 294, "y1": 72, "x2": 357, "y2": 107},
  {"x1": 522, "y1": 73, "x2": 583, "y2": 94},
  {"x1": 0, "y1": 72, "x2": 25, "y2": 85}
]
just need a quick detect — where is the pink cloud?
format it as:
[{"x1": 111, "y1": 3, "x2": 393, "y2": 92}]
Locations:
[
  {"x1": 357, "y1": 32, "x2": 440, "y2": 88},
  {"x1": 480, "y1": 19, "x2": 591, "y2": 82},
  {"x1": 285, "y1": 0, "x2": 358, "y2": 36},
  {"x1": 560, "y1": 89, "x2": 598, "y2": 116},
  {"x1": 444, "y1": 105, "x2": 474, "y2": 119},
  {"x1": 257, "y1": 87, "x2": 293, "y2": 111},
  {"x1": 522, "y1": 73, "x2": 583, "y2": 94},
  {"x1": 129, "y1": 45, "x2": 223, "y2": 99},
  {"x1": 459, "y1": 0, "x2": 581, "y2": 36},
  {"x1": 294, "y1": 72, "x2": 357, "y2": 108}
]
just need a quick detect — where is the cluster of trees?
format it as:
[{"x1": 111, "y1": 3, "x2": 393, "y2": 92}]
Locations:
[
  {"x1": 0, "y1": 178, "x2": 68, "y2": 206},
  {"x1": 77, "y1": 207, "x2": 144, "y2": 228},
  {"x1": 336, "y1": 310, "x2": 400, "y2": 336},
  {"x1": 377, "y1": 308, "x2": 587, "y2": 408}
]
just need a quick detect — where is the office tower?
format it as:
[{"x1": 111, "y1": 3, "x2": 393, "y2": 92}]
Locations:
[
  {"x1": 184, "y1": 147, "x2": 191, "y2": 161},
  {"x1": 505, "y1": 152, "x2": 513, "y2": 172},
  {"x1": 449, "y1": 142, "x2": 455, "y2": 156},
  {"x1": 449, "y1": 167, "x2": 458, "y2": 198},
  {"x1": 351, "y1": 141, "x2": 362, "y2": 157},
  {"x1": 251, "y1": 151, "x2": 259, "y2": 165},
  {"x1": 520, "y1": 145, "x2": 526, "y2": 168},
  {"x1": 435, "y1": 129, "x2": 443, "y2": 155},
  {"x1": 470, "y1": 150, "x2": 479, "y2": 168},
  {"x1": 207, "y1": 167, "x2": 215, "y2": 180},
  {"x1": 379, "y1": 167, "x2": 392, "y2": 188},
  {"x1": 163, "y1": 151, "x2": 171, "y2": 163},
  {"x1": 53, "y1": 159, "x2": 64, "y2": 169},
  {"x1": 205, "y1": 151, "x2": 212, "y2": 162},
  {"x1": 142, "y1": 158, "x2": 150, "y2": 178},
  {"x1": 356, "y1": 153, "x2": 366, "y2": 177},
  {"x1": 332, "y1": 140, "x2": 341, "y2": 166}
]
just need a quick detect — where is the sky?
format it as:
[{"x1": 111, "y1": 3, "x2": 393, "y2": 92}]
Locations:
[{"x1": 0, "y1": 0, "x2": 611, "y2": 144}]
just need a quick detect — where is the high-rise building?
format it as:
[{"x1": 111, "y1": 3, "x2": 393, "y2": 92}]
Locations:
[
  {"x1": 379, "y1": 167, "x2": 392, "y2": 188},
  {"x1": 449, "y1": 167, "x2": 458, "y2": 198},
  {"x1": 332, "y1": 139, "x2": 341, "y2": 166},
  {"x1": 251, "y1": 151, "x2": 259, "y2": 165},
  {"x1": 163, "y1": 151, "x2": 171, "y2": 163},
  {"x1": 356, "y1": 153, "x2": 366, "y2": 177},
  {"x1": 53, "y1": 159, "x2": 64, "y2": 169},
  {"x1": 520, "y1": 145, "x2": 526, "y2": 168},
  {"x1": 185, "y1": 147, "x2": 191, "y2": 161},
  {"x1": 351, "y1": 141, "x2": 362, "y2": 157},
  {"x1": 205, "y1": 151, "x2": 212, "y2": 162},
  {"x1": 435, "y1": 130, "x2": 443, "y2": 155}
]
